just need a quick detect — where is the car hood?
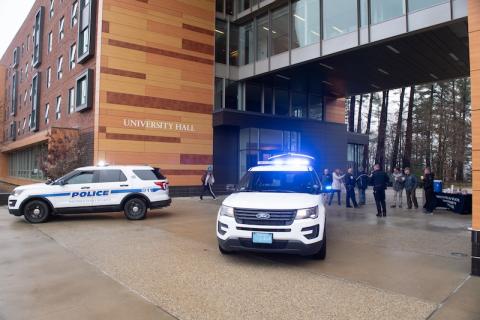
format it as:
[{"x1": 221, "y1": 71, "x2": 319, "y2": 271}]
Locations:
[
  {"x1": 223, "y1": 192, "x2": 320, "y2": 210},
  {"x1": 14, "y1": 183, "x2": 47, "y2": 191}
]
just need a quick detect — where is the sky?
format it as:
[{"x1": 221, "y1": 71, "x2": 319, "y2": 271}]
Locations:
[{"x1": 0, "y1": 0, "x2": 36, "y2": 58}]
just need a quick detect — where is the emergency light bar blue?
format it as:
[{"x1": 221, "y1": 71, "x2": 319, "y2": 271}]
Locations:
[{"x1": 258, "y1": 153, "x2": 315, "y2": 166}]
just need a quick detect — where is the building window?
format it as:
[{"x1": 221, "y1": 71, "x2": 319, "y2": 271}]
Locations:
[
  {"x1": 57, "y1": 56, "x2": 63, "y2": 79},
  {"x1": 9, "y1": 122, "x2": 17, "y2": 141},
  {"x1": 48, "y1": 31, "x2": 53, "y2": 53},
  {"x1": 274, "y1": 89, "x2": 289, "y2": 116},
  {"x1": 55, "y1": 96, "x2": 61, "y2": 119},
  {"x1": 225, "y1": 80, "x2": 239, "y2": 110},
  {"x1": 256, "y1": 15, "x2": 269, "y2": 61},
  {"x1": 237, "y1": 0, "x2": 252, "y2": 13},
  {"x1": 8, "y1": 144, "x2": 47, "y2": 180},
  {"x1": 214, "y1": 77, "x2": 223, "y2": 110},
  {"x1": 22, "y1": 118, "x2": 26, "y2": 131},
  {"x1": 271, "y1": 5, "x2": 289, "y2": 56},
  {"x1": 245, "y1": 83, "x2": 262, "y2": 113},
  {"x1": 226, "y1": 0, "x2": 234, "y2": 15},
  {"x1": 264, "y1": 86, "x2": 273, "y2": 114},
  {"x1": 216, "y1": 0, "x2": 224, "y2": 13},
  {"x1": 229, "y1": 23, "x2": 239, "y2": 65},
  {"x1": 291, "y1": 92, "x2": 306, "y2": 118},
  {"x1": 13, "y1": 47, "x2": 19, "y2": 68},
  {"x1": 68, "y1": 87, "x2": 75, "y2": 113},
  {"x1": 77, "y1": 0, "x2": 96, "y2": 63},
  {"x1": 215, "y1": 20, "x2": 227, "y2": 64},
  {"x1": 25, "y1": 62, "x2": 29, "y2": 79},
  {"x1": 59, "y1": 16, "x2": 65, "y2": 40},
  {"x1": 31, "y1": 72, "x2": 41, "y2": 131},
  {"x1": 33, "y1": 7, "x2": 44, "y2": 68},
  {"x1": 69, "y1": 43, "x2": 76, "y2": 69},
  {"x1": 408, "y1": 0, "x2": 448, "y2": 12},
  {"x1": 11, "y1": 71, "x2": 18, "y2": 116},
  {"x1": 371, "y1": 0, "x2": 405, "y2": 24},
  {"x1": 26, "y1": 35, "x2": 30, "y2": 52},
  {"x1": 49, "y1": 0, "x2": 54, "y2": 18},
  {"x1": 291, "y1": 0, "x2": 320, "y2": 49},
  {"x1": 323, "y1": 0, "x2": 357, "y2": 39},
  {"x1": 239, "y1": 22, "x2": 254, "y2": 65},
  {"x1": 360, "y1": 0, "x2": 368, "y2": 27},
  {"x1": 348, "y1": 143, "x2": 364, "y2": 173},
  {"x1": 308, "y1": 94, "x2": 323, "y2": 120},
  {"x1": 46, "y1": 67, "x2": 51, "y2": 88},
  {"x1": 71, "y1": 1, "x2": 78, "y2": 27},
  {"x1": 45, "y1": 103, "x2": 50, "y2": 124},
  {"x1": 75, "y1": 69, "x2": 93, "y2": 111}
]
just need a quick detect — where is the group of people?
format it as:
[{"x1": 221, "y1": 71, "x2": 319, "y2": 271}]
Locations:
[{"x1": 321, "y1": 165, "x2": 437, "y2": 217}]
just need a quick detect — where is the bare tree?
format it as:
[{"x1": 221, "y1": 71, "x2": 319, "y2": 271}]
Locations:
[
  {"x1": 363, "y1": 93, "x2": 374, "y2": 170},
  {"x1": 402, "y1": 85, "x2": 415, "y2": 168},
  {"x1": 356, "y1": 94, "x2": 363, "y2": 133},
  {"x1": 375, "y1": 90, "x2": 389, "y2": 169},
  {"x1": 348, "y1": 95, "x2": 355, "y2": 132},
  {"x1": 390, "y1": 87, "x2": 405, "y2": 171},
  {"x1": 425, "y1": 85, "x2": 434, "y2": 167}
]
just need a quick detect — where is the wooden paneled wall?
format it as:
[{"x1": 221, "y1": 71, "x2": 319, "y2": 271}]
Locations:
[
  {"x1": 470, "y1": 0, "x2": 480, "y2": 229},
  {"x1": 96, "y1": 0, "x2": 215, "y2": 186}
]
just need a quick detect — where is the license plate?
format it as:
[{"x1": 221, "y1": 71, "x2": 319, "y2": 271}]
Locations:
[{"x1": 252, "y1": 232, "x2": 273, "y2": 244}]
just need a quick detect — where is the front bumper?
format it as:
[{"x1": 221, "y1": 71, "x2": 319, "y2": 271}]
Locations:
[
  {"x1": 8, "y1": 196, "x2": 22, "y2": 216},
  {"x1": 218, "y1": 236, "x2": 323, "y2": 255}
]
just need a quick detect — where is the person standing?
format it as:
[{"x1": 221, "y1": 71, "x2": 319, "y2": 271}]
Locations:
[
  {"x1": 423, "y1": 167, "x2": 435, "y2": 214},
  {"x1": 356, "y1": 167, "x2": 368, "y2": 205},
  {"x1": 345, "y1": 167, "x2": 359, "y2": 208},
  {"x1": 391, "y1": 168, "x2": 405, "y2": 208},
  {"x1": 404, "y1": 167, "x2": 418, "y2": 209},
  {"x1": 369, "y1": 164, "x2": 389, "y2": 217},
  {"x1": 321, "y1": 168, "x2": 333, "y2": 191},
  {"x1": 200, "y1": 166, "x2": 216, "y2": 200},
  {"x1": 328, "y1": 169, "x2": 344, "y2": 206}
]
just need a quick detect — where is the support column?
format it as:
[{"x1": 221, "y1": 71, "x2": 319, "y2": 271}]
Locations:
[{"x1": 469, "y1": 0, "x2": 480, "y2": 276}]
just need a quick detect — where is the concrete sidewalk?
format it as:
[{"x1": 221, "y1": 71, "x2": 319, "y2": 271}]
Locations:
[{"x1": 0, "y1": 190, "x2": 478, "y2": 320}]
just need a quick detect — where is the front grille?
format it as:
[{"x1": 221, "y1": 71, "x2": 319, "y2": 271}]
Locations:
[
  {"x1": 239, "y1": 238, "x2": 289, "y2": 249},
  {"x1": 234, "y1": 208, "x2": 296, "y2": 226}
]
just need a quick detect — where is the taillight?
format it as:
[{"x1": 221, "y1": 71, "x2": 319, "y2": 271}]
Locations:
[{"x1": 154, "y1": 181, "x2": 168, "y2": 190}]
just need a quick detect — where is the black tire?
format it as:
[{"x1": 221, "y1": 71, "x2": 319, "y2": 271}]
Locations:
[
  {"x1": 218, "y1": 244, "x2": 233, "y2": 255},
  {"x1": 23, "y1": 200, "x2": 50, "y2": 224},
  {"x1": 310, "y1": 228, "x2": 327, "y2": 260},
  {"x1": 123, "y1": 197, "x2": 147, "y2": 220}
]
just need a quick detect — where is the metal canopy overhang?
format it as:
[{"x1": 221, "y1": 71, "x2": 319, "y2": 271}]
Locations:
[{"x1": 250, "y1": 18, "x2": 469, "y2": 97}]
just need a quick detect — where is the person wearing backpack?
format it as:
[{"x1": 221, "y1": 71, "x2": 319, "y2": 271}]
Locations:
[{"x1": 200, "y1": 166, "x2": 216, "y2": 200}]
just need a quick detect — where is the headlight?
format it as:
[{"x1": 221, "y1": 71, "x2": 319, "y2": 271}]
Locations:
[
  {"x1": 12, "y1": 189, "x2": 24, "y2": 197},
  {"x1": 296, "y1": 206, "x2": 318, "y2": 219},
  {"x1": 219, "y1": 205, "x2": 234, "y2": 217}
]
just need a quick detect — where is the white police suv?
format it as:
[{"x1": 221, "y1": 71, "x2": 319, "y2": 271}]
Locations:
[
  {"x1": 8, "y1": 165, "x2": 171, "y2": 223},
  {"x1": 217, "y1": 154, "x2": 327, "y2": 259}
]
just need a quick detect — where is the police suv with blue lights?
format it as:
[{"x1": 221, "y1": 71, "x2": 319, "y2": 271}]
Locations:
[
  {"x1": 217, "y1": 154, "x2": 327, "y2": 259},
  {"x1": 8, "y1": 165, "x2": 171, "y2": 223}
]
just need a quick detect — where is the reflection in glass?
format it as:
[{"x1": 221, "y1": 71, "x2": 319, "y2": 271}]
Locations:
[
  {"x1": 245, "y1": 83, "x2": 262, "y2": 113},
  {"x1": 309, "y1": 94, "x2": 323, "y2": 120},
  {"x1": 256, "y1": 15, "x2": 269, "y2": 61},
  {"x1": 371, "y1": 0, "x2": 405, "y2": 24},
  {"x1": 229, "y1": 23, "x2": 239, "y2": 65},
  {"x1": 214, "y1": 77, "x2": 223, "y2": 110},
  {"x1": 215, "y1": 20, "x2": 226, "y2": 64},
  {"x1": 275, "y1": 89, "x2": 289, "y2": 116},
  {"x1": 292, "y1": 0, "x2": 320, "y2": 49},
  {"x1": 216, "y1": 0, "x2": 223, "y2": 13},
  {"x1": 323, "y1": 0, "x2": 357, "y2": 39},
  {"x1": 292, "y1": 92, "x2": 306, "y2": 118},
  {"x1": 239, "y1": 22, "x2": 254, "y2": 65},
  {"x1": 225, "y1": 80, "x2": 239, "y2": 109},
  {"x1": 271, "y1": 6, "x2": 289, "y2": 55},
  {"x1": 408, "y1": 0, "x2": 448, "y2": 12},
  {"x1": 360, "y1": 0, "x2": 368, "y2": 27}
]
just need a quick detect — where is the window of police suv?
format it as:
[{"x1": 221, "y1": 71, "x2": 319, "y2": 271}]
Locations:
[
  {"x1": 97, "y1": 170, "x2": 127, "y2": 183},
  {"x1": 238, "y1": 170, "x2": 319, "y2": 194},
  {"x1": 133, "y1": 168, "x2": 166, "y2": 180}
]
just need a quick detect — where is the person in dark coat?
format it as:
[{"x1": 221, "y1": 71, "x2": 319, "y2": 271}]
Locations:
[
  {"x1": 404, "y1": 167, "x2": 418, "y2": 209},
  {"x1": 369, "y1": 163, "x2": 389, "y2": 217},
  {"x1": 356, "y1": 167, "x2": 368, "y2": 205},
  {"x1": 320, "y1": 168, "x2": 333, "y2": 191},
  {"x1": 423, "y1": 167, "x2": 435, "y2": 214},
  {"x1": 345, "y1": 167, "x2": 359, "y2": 208}
]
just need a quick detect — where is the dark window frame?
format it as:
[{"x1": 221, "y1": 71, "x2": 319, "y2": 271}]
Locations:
[
  {"x1": 33, "y1": 7, "x2": 45, "y2": 68},
  {"x1": 77, "y1": 0, "x2": 96, "y2": 63},
  {"x1": 75, "y1": 69, "x2": 93, "y2": 112},
  {"x1": 31, "y1": 72, "x2": 41, "y2": 132},
  {"x1": 13, "y1": 47, "x2": 19, "y2": 68},
  {"x1": 11, "y1": 71, "x2": 18, "y2": 116}
]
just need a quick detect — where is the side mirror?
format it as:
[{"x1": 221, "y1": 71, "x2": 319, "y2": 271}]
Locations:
[{"x1": 59, "y1": 179, "x2": 66, "y2": 186}]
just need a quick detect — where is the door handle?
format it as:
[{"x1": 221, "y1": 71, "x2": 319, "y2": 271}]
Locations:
[
  {"x1": 120, "y1": 184, "x2": 129, "y2": 187},
  {"x1": 81, "y1": 186, "x2": 90, "y2": 190}
]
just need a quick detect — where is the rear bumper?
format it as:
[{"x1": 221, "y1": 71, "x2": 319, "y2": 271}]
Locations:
[
  {"x1": 218, "y1": 237, "x2": 323, "y2": 256},
  {"x1": 150, "y1": 199, "x2": 172, "y2": 209}
]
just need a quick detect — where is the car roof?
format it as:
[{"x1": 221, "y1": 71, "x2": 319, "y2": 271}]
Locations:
[
  {"x1": 75, "y1": 165, "x2": 154, "y2": 171},
  {"x1": 249, "y1": 165, "x2": 313, "y2": 172}
]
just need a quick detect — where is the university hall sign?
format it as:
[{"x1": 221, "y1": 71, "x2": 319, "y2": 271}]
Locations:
[{"x1": 123, "y1": 118, "x2": 195, "y2": 132}]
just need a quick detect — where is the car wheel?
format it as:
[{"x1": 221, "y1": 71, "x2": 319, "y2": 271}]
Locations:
[
  {"x1": 124, "y1": 197, "x2": 147, "y2": 220},
  {"x1": 310, "y1": 228, "x2": 327, "y2": 260},
  {"x1": 23, "y1": 200, "x2": 50, "y2": 224},
  {"x1": 218, "y1": 244, "x2": 233, "y2": 255}
]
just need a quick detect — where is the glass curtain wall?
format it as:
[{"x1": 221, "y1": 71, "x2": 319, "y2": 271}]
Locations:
[
  {"x1": 371, "y1": 0, "x2": 405, "y2": 24},
  {"x1": 215, "y1": 20, "x2": 227, "y2": 64},
  {"x1": 408, "y1": 0, "x2": 448, "y2": 12},
  {"x1": 8, "y1": 144, "x2": 47, "y2": 179},
  {"x1": 360, "y1": 0, "x2": 368, "y2": 27},
  {"x1": 245, "y1": 83, "x2": 262, "y2": 112},
  {"x1": 214, "y1": 77, "x2": 223, "y2": 110},
  {"x1": 291, "y1": 0, "x2": 320, "y2": 49},
  {"x1": 271, "y1": 5, "x2": 289, "y2": 55},
  {"x1": 323, "y1": 0, "x2": 357, "y2": 39},
  {"x1": 256, "y1": 15, "x2": 269, "y2": 61},
  {"x1": 239, "y1": 22, "x2": 254, "y2": 65}
]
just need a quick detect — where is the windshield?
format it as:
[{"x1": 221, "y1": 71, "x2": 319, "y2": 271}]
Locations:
[
  {"x1": 238, "y1": 170, "x2": 319, "y2": 194},
  {"x1": 50, "y1": 170, "x2": 78, "y2": 185}
]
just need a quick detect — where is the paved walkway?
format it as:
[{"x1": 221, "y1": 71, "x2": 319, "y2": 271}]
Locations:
[{"x1": 0, "y1": 190, "x2": 478, "y2": 319}]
